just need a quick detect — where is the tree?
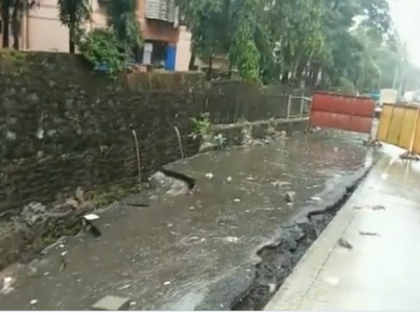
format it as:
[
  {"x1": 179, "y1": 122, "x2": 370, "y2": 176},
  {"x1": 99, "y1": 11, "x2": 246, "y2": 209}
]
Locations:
[
  {"x1": 177, "y1": 0, "x2": 420, "y2": 92},
  {"x1": 77, "y1": 28, "x2": 127, "y2": 73},
  {"x1": 1, "y1": 0, "x2": 12, "y2": 48},
  {"x1": 302, "y1": 0, "x2": 394, "y2": 90},
  {"x1": 1, "y1": 0, "x2": 40, "y2": 49},
  {"x1": 227, "y1": 0, "x2": 261, "y2": 81},
  {"x1": 176, "y1": 0, "x2": 229, "y2": 78},
  {"x1": 105, "y1": 0, "x2": 142, "y2": 54},
  {"x1": 177, "y1": 0, "x2": 262, "y2": 81},
  {"x1": 57, "y1": 0, "x2": 91, "y2": 53}
]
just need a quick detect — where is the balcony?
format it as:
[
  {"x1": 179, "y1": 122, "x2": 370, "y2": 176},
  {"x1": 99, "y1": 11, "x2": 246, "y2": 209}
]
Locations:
[{"x1": 145, "y1": 0, "x2": 179, "y2": 26}]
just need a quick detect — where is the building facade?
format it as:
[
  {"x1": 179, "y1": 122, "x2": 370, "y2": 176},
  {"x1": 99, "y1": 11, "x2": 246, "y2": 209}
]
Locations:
[{"x1": 0, "y1": 0, "x2": 193, "y2": 70}]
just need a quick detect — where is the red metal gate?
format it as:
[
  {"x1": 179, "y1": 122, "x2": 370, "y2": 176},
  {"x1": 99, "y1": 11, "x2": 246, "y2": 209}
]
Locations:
[{"x1": 308, "y1": 92, "x2": 375, "y2": 134}]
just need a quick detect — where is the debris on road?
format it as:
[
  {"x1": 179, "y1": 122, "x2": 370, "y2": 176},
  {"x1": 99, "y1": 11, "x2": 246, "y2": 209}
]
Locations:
[
  {"x1": 226, "y1": 176, "x2": 232, "y2": 182},
  {"x1": 29, "y1": 299, "x2": 38, "y2": 306},
  {"x1": 59, "y1": 257, "x2": 67, "y2": 271},
  {"x1": 91, "y1": 295, "x2": 131, "y2": 311},
  {"x1": 353, "y1": 205, "x2": 385, "y2": 211},
  {"x1": 272, "y1": 181, "x2": 291, "y2": 187},
  {"x1": 41, "y1": 236, "x2": 67, "y2": 255},
  {"x1": 82, "y1": 219, "x2": 102, "y2": 239},
  {"x1": 1, "y1": 276, "x2": 15, "y2": 295},
  {"x1": 371, "y1": 205, "x2": 386, "y2": 211},
  {"x1": 83, "y1": 213, "x2": 100, "y2": 221},
  {"x1": 285, "y1": 191, "x2": 295, "y2": 203},
  {"x1": 310, "y1": 196, "x2": 322, "y2": 202},
  {"x1": 222, "y1": 236, "x2": 240, "y2": 244},
  {"x1": 205, "y1": 173, "x2": 214, "y2": 179},
  {"x1": 359, "y1": 231, "x2": 380, "y2": 237},
  {"x1": 337, "y1": 237, "x2": 353, "y2": 250},
  {"x1": 117, "y1": 284, "x2": 131, "y2": 290}
]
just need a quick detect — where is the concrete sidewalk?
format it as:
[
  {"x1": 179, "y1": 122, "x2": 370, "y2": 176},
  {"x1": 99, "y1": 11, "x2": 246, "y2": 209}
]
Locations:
[{"x1": 265, "y1": 152, "x2": 420, "y2": 311}]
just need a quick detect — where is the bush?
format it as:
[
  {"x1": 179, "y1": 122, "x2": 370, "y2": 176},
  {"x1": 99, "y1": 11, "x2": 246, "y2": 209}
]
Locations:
[{"x1": 77, "y1": 28, "x2": 127, "y2": 74}]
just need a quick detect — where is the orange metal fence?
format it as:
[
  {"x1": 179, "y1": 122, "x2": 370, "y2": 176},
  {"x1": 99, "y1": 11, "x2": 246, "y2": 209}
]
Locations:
[
  {"x1": 375, "y1": 103, "x2": 420, "y2": 160},
  {"x1": 308, "y1": 92, "x2": 376, "y2": 134}
]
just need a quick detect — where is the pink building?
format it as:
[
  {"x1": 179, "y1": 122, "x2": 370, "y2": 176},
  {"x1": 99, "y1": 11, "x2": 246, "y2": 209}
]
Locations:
[{"x1": 0, "y1": 0, "x2": 197, "y2": 71}]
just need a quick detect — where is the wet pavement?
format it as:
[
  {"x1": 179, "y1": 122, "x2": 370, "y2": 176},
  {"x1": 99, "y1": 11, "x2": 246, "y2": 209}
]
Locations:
[
  {"x1": 265, "y1": 145, "x2": 420, "y2": 311},
  {"x1": 0, "y1": 131, "x2": 375, "y2": 310}
]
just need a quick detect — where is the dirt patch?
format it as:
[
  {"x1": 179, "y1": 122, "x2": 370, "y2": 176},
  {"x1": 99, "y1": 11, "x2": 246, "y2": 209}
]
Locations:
[
  {"x1": 0, "y1": 202, "x2": 93, "y2": 271},
  {"x1": 197, "y1": 117, "x2": 308, "y2": 152},
  {"x1": 228, "y1": 165, "x2": 373, "y2": 310}
]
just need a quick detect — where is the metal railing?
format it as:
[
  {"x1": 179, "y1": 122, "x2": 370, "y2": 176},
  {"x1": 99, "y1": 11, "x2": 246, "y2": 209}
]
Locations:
[{"x1": 286, "y1": 95, "x2": 312, "y2": 119}]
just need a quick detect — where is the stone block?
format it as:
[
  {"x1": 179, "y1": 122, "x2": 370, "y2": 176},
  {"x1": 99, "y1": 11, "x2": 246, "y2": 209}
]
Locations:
[{"x1": 91, "y1": 295, "x2": 130, "y2": 311}]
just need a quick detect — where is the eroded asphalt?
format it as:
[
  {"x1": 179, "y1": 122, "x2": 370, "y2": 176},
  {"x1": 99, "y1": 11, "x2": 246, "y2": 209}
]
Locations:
[{"x1": 0, "y1": 131, "x2": 378, "y2": 310}]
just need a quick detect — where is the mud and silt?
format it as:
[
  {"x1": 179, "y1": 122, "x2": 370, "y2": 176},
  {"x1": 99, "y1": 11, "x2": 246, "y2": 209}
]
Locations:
[{"x1": 0, "y1": 131, "x2": 378, "y2": 310}]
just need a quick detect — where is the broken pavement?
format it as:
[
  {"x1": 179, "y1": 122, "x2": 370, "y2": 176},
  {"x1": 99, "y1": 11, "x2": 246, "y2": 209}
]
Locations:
[{"x1": 0, "y1": 131, "x2": 378, "y2": 310}]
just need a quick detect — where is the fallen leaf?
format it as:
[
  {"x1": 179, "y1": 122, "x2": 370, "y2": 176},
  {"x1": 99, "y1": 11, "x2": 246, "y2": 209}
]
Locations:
[
  {"x1": 118, "y1": 284, "x2": 131, "y2": 290},
  {"x1": 359, "y1": 231, "x2": 380, "y2": 237},
  {"x1": 337, "y1": 238, "x2": 353, "y2": 250},
  {"x1": 371, "y1": 205, "x2": 385, "y2": 211}
]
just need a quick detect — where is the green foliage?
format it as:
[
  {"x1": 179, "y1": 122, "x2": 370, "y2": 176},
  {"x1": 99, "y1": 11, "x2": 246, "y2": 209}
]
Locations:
[
  {"x1": 57, "y1": 0, "x2": 142, "y2": 71},
  {"x1": 57, "y1": 0, "x2": 91, "y2": 53},
  {"x1": 233, "y1": 38, "x2": 260, "y2": 82},
  {"x1": 1, "y1": 0, "x2": 41, "y2": 49},
  {"x1": 106, "y1": 0, "x2": 143, "y2": 51},
  {"x1": 178, "y1": 0, "x2": 261, "y2": 82},
  {"x1": 56, "y1": 0, "x2": 91, "y2": 26},
  {"x1": 213, "y1": 133, "x2": 227, "y2": 150},
  {"x1": 227, "y1": 0, "x2": 261, "y2": 82},
  {"x1": 190, "y1": 112, "x2": 211, "y2": 139},
  {"x1": 0, "y1": 48, "x2": 27, "y2": 74},
  {"x1": 77, "y1": 28, "x2": 127, "y2": 75},
  {"x1": 178, "y1": 0, "x2": 420, "y2": 91}
]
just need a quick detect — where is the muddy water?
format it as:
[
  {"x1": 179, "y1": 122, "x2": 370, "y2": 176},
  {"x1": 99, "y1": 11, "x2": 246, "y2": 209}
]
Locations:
[{"x1": 0, "y1": 131, "x2": 377, "y2": 310}]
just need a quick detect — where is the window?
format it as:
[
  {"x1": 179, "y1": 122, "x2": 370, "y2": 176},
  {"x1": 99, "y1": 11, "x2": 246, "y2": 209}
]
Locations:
[{"x1": 143, "y1": 42, "x2": 153, "y2": 64}]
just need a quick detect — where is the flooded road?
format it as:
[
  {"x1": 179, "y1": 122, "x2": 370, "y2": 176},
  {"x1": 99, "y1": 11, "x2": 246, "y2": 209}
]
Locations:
[{"x1": 0, "y1": 131, "x2": 377, "y2": 310}]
